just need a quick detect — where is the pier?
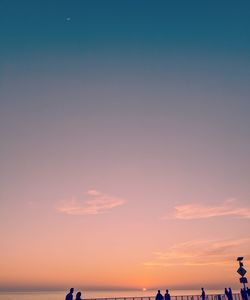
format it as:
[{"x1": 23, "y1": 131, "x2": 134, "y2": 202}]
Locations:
[{"x1": 85, "y1": 293, "x2": 241, "y2": 300}]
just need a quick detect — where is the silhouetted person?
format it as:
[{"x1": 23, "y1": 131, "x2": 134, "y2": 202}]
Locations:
[
  {"x1": 224, "y1": 288, "x2": 228, "y2": 299},
  {"x1": 66, "y1": 288, "x2": 74, "y2": 300},
  {"x1": 76, "y1": 292, "x2": 82, "y2": 300},
  {"x1": 247, "y1": 287, "x2": 250, "y2": 297},
  {"x1": 165, "y1": 289, "x2": 171, "y2": 300},
  {"x1": 228, "y1": 288, "x2": 233, "y2": 300},
  {"x1": 240, "y1": 288, "x2": 248, "y2": 300},
  {"x1": 201, "y1": 288, "x2": 206, "y2": 300},
  {"x1": 224, "y1": 288, "x2": 229, "y2": 299},
  {"x1": 156, "y1": 290, "x2": 164, "y2": 300}
]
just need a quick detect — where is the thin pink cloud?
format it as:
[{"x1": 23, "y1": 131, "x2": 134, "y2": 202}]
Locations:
[
  {"x1": 144, "y1": 238, "x2": 250, "y2": 267},
  {"x1": 57, "y1": 190, "x2": 126, "y2": 215},
  {"x1": 165, "y1": 199, "x2": 250, "y2": 220}
]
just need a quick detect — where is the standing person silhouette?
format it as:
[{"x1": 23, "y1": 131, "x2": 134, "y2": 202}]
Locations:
[
  {"x1": 225, "y1": 288, "x2": 229, "y2": 299},
  {"x1": 201, "y1": 288, "x2": 205, "y2": 300},
  {"x1": 241, "y1": 288, "x2": 248, "y2": 300},
  {"x1": 156, "y1": 290, "x2": 164, "y2": 300},
  {"x1": 76, "y1": 292, "x2": 83, "y2": 300},
  {"x1": 247, "y1": 287, "x2": 250, "y2": 297},
  {"x1": 165, "y1": 289, "x2": 171, "y2": 300},
  {"x1": 65, "y1": 288, "x2": 74, "y2": 300},
  {"x1": 228, "y1": 288, "x2": 233, "y2": 300}
]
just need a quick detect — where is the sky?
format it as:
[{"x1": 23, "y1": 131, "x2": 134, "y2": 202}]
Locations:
[{"x1": 0, "y1": 0, "x2": 250, "y2": 292}]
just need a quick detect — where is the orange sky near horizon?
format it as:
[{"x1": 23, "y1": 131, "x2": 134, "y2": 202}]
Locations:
[
  {"x1": 1, "y1": 187, "x2": 249, "y2": 290},
  {"x1": 0, "y1": 252, "x2": 248, "y2": 290}
]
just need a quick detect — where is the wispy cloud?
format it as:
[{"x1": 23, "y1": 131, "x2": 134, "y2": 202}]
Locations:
[
  {"x1": 144, "y1": 238, "x2": 250, "y2": 267},
  {"x1": 57, "y1": 190, "x2": 126, "y2": 215},
  {"x1": 164, "y1": 199, "x2": 250, "y2": 220}
]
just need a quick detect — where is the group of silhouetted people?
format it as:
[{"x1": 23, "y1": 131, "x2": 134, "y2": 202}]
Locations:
[
  {"x1": 202, "y1": 287, "x2": 250, "y2": 300},
  {"x1": 241, "y1": 287, "x2": 250, "y2": 300},
  {"x1": 155, "y1": 288, "x2": 207, "y2": 300},
  {"x1": 225, "y1": 288, "x2": 233, "y2": 300},
  {"x1": 155, "y1": 287, "x2": 250, "y2": 300},
  {"x1": 66, "y1": 286, "x2": 250, "y2": 300},
  {"x1": 155, "y1": 289, "x2": 171, "y2": 300},
  {"x1": 66, "y1": 288, "x2": 82, "y2": 300},
  {"x1": 156, "y1": 288, "x2": 207, "y2": 300}
]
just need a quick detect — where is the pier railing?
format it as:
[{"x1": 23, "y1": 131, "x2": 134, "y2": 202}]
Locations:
[{"x1": 85, "y1": 293, "x2": 241, "y2": 300}]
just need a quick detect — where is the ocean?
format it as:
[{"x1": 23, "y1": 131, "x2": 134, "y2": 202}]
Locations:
[{"x1": 0, "y1": 289, "x2": 238, "y2": 300}]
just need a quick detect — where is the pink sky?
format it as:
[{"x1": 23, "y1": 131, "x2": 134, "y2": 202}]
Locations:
[{"x1": 1, "y1": 6, "x2": 250, "y2": 288}]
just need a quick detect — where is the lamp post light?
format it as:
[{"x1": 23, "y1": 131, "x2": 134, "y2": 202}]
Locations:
[{"x1": 236, "y1": 257, "x2": 248, "y2": 290}]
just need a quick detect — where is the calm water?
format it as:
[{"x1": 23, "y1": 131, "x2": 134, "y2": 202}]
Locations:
[{"x1": 0, "y1": 290, "x2": 237, "y2": 300}]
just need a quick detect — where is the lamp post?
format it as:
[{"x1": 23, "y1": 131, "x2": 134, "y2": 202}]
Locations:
[{"x1": 237, "y1": 257, "x2": 248, "y2": 290}]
